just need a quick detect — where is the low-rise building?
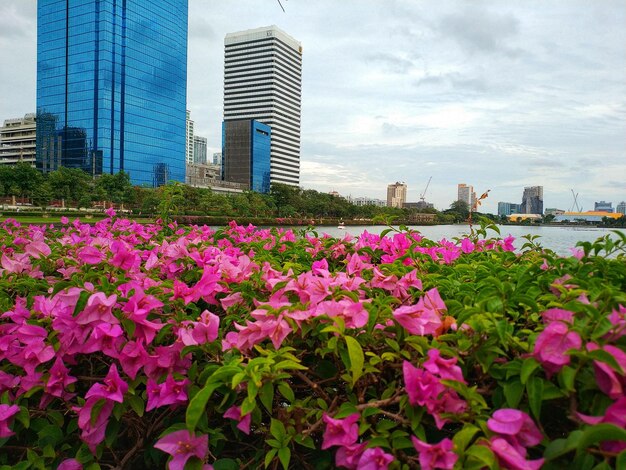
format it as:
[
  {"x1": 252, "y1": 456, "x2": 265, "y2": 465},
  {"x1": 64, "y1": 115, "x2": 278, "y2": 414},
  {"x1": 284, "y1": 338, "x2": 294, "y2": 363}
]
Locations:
[
  {"x1": 553, "y1": 211, "x2": 623, "y2": 223},
  {"x1": 0, "y1": 114, "x2": 36, "y2": 166}
]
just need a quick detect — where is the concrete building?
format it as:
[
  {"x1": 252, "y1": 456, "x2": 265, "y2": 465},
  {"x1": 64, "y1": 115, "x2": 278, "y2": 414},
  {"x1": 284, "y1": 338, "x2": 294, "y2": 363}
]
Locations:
[
  {"x1": 617, "y1": 201, "x2": 626, "y2": 215},
  {"x1": 224, "y1": 26, "x2": 302, "y2": 186},
  {"x1": 553, "y1": 211, "x2": 623, "y2": 223},
  {"x1": 404, "y1": 201, "x2": 434, "y2": 210},
  {"x1": 0, "y1": 114, "x2": 36, "y2": 166},
  {"x1": 497, "y1": 202, "x2": 521, "y2": 217},
  {"x1": 347, "y1": 196, "x2": 386, "y2": 207},
  {"x1": 222, "y1": 119, "x2": 271, "y2": 193},
  {"x1": 193, "y1": 136, "x2": 207, "y2": 165},
  {"x1": 212, "y1": 152, "x2": 222, "y2": 166},
  {"x1": 594, "y1": 201, "x2": 613, "y2": 213},
  {"x1": 521, "y1": 186, "x2": 544, "y2": 214},
  {"x1": 186, "y1": 110, "x2": 194, "y2": 165},
  {"x1": 387, "y1": 182, "x2": 407, "y2": 208},
  {"x1": 545, "y1": 208, "x2": 566, "y2": 216},
  {"x1": 457, "y1": 184, "x2": 476, "y2": 210},
  {"x1": 36, "y1": 0, "x2": 188, "y2": 185}
]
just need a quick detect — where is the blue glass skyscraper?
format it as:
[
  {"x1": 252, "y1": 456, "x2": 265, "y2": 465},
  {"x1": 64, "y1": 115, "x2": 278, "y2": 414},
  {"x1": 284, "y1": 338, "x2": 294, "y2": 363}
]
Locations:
[{"x1": 36, "y1": 0, "x2": 188, "y2": 186}]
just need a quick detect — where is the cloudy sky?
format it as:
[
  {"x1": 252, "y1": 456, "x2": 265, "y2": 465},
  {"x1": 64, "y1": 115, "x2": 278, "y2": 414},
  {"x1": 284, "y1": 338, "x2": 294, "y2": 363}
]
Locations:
[{"x1": 1, "y1": 1, "x2": 625, "y2": 213}]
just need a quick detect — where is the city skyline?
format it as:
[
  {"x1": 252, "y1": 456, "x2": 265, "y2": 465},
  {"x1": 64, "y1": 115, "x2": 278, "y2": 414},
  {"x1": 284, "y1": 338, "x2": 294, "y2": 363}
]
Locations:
[{"x1": 1, "y1": 1, "x2": 624, "y2": 211}]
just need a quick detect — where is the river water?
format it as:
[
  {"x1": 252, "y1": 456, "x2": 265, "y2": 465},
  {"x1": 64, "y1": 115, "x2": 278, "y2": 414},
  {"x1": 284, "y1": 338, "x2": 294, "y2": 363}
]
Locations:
[{"x1": 309, "y1": 225, "x2": 625, "y2": 257}]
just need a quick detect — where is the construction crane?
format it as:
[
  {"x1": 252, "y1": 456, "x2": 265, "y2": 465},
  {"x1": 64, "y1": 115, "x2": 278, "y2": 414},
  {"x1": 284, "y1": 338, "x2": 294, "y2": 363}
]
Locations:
[
  {"x1": 420, "y1": 176, "x2": 432, "y2": 202},
  {"x1": 569, "y1": 189, "x2": 582, "y2": 212}
]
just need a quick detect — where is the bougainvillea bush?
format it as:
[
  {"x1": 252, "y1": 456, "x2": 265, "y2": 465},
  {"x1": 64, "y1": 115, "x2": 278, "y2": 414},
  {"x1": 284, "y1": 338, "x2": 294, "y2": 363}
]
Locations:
[{"x1": 0, "y1": 213, "x2": 625, "y2": 470}]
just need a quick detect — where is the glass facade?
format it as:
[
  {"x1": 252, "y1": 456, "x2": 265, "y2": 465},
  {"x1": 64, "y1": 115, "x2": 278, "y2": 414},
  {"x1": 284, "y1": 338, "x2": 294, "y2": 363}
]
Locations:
[
  {"x1": 222, "y1": 119, "x2": 271, "y2": 194},
  {"x1": 36, "y1": 0, "x2": 187, "y2": 186}
]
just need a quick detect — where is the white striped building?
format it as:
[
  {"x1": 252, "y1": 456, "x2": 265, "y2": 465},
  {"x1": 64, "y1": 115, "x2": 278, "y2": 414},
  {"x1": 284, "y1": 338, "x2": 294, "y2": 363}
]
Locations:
[{"x1": 224, "y1": 26, "x2": 302, "y2": 186}]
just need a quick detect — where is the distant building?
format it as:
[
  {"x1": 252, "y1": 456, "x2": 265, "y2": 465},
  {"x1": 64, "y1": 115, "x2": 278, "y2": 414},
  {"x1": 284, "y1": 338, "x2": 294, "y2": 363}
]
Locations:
[
  {"x1": 521, "y1": 186, "x2": 543, "y2": 214},
  {"x1": 404, "y1": 201, "x2": 434, "y2": 210},
  {"x1": 553, "y1": 211, "x2": 623, "y2": 223},
  {"x1": 224, "y1": 26, "x2": 302, "y2": 186},
  {"x1": 387, "y1": 182, "x2": 407, "y2": 208},
  {"x1": 186, "y1": 110, "x2": 194, "y2": 165},
  {"x1": 36, "y1": 0, "x2": 188, "y2": 185},
  {"x1": 0, "y1": 114, "x2": 36, "y2": 166},
  {"x1": 497, "y1": 202, "x2": 522, "y2": 216},
  {"x1": 347, "y1": 196, "x2": 386, "y2": 207},
  {"x1": 617, "y1": 201, "x2": 626, "y2": 215},
  {"x1": 457, "y1": 184, "x2": 476, "y2": 210},
  {"x1": 329, "y1": 191, "x2": 342, "y2": 198},
  {"x1": 222, "y1": 119, "x2": 271, "y2": 193},
  {"x1": 594, "y1": 201, "x2": 613, "y2": 213},
  {"x1": 212, "y1": 152, "x2": 222, "y2": 166},
  {"x1": 544, "y1": 208, "x2": 565, "y2": 216},
  {"x1": 193, "y1": 136, "x2": 207, "y2": 165}
]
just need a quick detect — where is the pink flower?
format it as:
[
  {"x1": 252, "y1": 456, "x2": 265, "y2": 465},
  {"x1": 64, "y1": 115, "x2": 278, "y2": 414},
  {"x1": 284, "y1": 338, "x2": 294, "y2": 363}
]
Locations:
[
  {"x1": 77, "y1": 246, "x2": 105, "y2": 265},
  {"x1": 154, "y1": 430, "x2": 209, "y2": 470},
  {"x1": 0, "y1": 404, "x2": 20, "y2": 438},
  {"x1": 75, "y1": 398, "x2": 114, "y2": 452},
  {"x1": 75, "y1": 292, "x2": 118, "y2": 325},
  {"x1": 403, "y1": 361, "x2": 445, "y2": 407},
  {"x1": 57, "y1": 459, "x2": 82, "y2": 470},
  {"x1": 541, "y1": 308, "x2": 574, "y2": 325},
  {"x1": 578, "y1": 397, "x2": 626, "y2": 453},
  {"x1": 423, "y1": 349, "x2": 465, "y2": 383},
  {"x1": 487, "y1": 409, "x2": 542, "y2": 452},
  {"x1": 45, "y1": 357, "x2": 77, "y2": 398},
  {"x1": 321, "y1": 413, "x2": 360, "y2": 449},
  {"x1": 356, "y1": 448, "x2": 395, "y2": 470},
  {"x1": 223, "y1": 405, "x2": 252, "y2": 434},
  {"x1": 533, "y1": 321, "x2": 582, "y2": 375},
  {"x1": 411, "y1": 436, "x2": 457, "y2": 470},
  {"x1": 587, "y1": 343, "x2": 626, "y2": 399},
  {"x1": 335, "y1": 442, "x2": 367, "y2": 469},
  {"x1": 490, "y1": 437, "x2": 545, "y2": 470},
  {"x1": 607, "y1": 305, "x2": 626, "y2": 340},
  {"x1": 460, "y1": 238, "x2": 475, "y2": 254},
  {"x1": 146, "y1": 375, "x2": 189, "y2": 411},
  {"x1": 179, "y1": 310, "x2": 220, "y2": 346},
  {"x1": 85, "y1": 364, "x2": 128, "y2": 403},
  {"x1": 393, "y1": 301, "x2": 442, "y2": 336}
]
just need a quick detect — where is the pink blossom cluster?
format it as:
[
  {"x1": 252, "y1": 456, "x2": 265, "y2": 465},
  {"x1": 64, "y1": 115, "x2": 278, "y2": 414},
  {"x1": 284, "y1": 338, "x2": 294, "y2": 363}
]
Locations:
[
  {"x1": 403, "y1": 349, "x2": 467, "y2": 429},
  {"x1": 487, "y1": 409, "x2": 544, "y2": 470}
]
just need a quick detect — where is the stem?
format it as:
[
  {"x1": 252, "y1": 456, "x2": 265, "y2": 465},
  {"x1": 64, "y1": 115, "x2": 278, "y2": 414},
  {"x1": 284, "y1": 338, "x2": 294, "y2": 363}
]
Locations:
[{"x1": 293, "y1": 370, "x2": 331, "y2": 402}]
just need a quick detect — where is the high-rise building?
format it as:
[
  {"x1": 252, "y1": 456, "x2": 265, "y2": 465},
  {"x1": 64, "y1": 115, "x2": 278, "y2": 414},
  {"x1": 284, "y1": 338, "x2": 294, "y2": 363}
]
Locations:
[
  {"x1": 222, "y1": 120, "x2": 271, "y2": 193},
  {"x1": 212, "y1": 152, "x2": 222, "y2": 166},
  {"x1": 193, "y1": 136, "x2": 207, "y2": 165},
  {"x1": 186, "y1": 110, "x2": 194, "y2": 166},
  {"x1": 457, "y1": 184, "x2": 476, "y2": 210},
  {"x1": 223, "y1": 26, "x2": 302, "y2": 186},
  {"x1": 36, "y1": 1, "x2": 188, "y2": 185},
  {"x1": 497, "y1": 202, "x2": 521, "y2": 216},
  {"x1": 617, "y1": 201, "x2": 626, "y2": 216},
  {"x1": 594, "y1": 201, "x2": 613, "y2": 213},
  {"x1": 387, "y1": 182, "x2": 407, "y2": 208},
  {"x1": 521, "y1": 186, "x2": 544, "y2": 214},
  {"x1": 0, "y1": 114, "x2": 37, "y2": 166}
]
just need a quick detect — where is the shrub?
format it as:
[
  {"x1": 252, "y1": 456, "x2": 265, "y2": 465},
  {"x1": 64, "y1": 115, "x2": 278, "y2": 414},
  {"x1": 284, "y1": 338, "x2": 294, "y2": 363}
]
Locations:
[{"x1": 0, "y1": 216, "x2": 625, "y2": 469}]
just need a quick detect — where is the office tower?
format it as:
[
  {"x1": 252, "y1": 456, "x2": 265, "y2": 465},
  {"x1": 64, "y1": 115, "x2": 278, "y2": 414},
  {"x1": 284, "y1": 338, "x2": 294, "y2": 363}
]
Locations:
[
  {"x1": 186, "y1": 110, "x2": 194, "y2": 165},
  {"x1": 521, "y1": 186, "x2": 544, "y2": 214},
  {"x1": 617, "y1": 201, "x2": 626, "y2": 216},
  {"x1": 0, "y1": 114, "x2": 37, "y2": 166},
  {"x1": 223, "y1": 26, "x2": 302, "y2": 186},
  {"x1": 497, "y1": 202, "x2": 521, "y2": 217},
  {"x1": 457, "y1": 184, "x2": 476, "y2": 210},
  {"x1": 213, "y1": 152, "x2": 222, "y2": 166},
  {"x1": 193, "y1": 136, "x2": 207, "y2": 165},
  {"x1": 222, "y1": 120, "x2": 271, "y2": 193},
  {"x1": 387, "y1": 182, "x2": 407, "y2": 208},
  {"x1": 36, "y1": 1, "x2": 188, "y2": 186},
  {"x1": 594, "y1": 201, "x2": 613, "y2": 213}
]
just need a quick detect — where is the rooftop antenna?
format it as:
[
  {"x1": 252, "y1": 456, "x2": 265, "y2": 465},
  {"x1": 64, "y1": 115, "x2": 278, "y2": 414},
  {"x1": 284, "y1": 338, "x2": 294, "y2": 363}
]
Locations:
[{"x1": 276, "y1": 0, "x2": 286, "y2": 12}]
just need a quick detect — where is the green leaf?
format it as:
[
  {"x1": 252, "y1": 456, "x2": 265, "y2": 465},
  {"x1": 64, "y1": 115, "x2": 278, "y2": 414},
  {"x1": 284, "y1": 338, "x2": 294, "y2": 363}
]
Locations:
[
  {"x1": 277, "y1": 382, "x2": 295, "y2": 402},
  {"x1": 186, "y1": 382, "x2": 220, "y2": 432},
  {"x1": 294, "y1": 434, "x2": 315, "y2": 449},
  {"x1": 345, "y1": 336, "x2": 364, "y2": 386},
  {"x1": 453, "y1": 425, "x2": 480, "y2": 453},
  {"x1": 527, "y1": 376, "x2": 544, "y2": 419},
  {"x1": 127, "y1": 395, "x2": 145, "y2": 417},
  {"x1": 576, "y1": 424, "x2": 626, "y2": 456},
  {"x1": 264, "y1": 448, "x2": 277, "y2": 468},
  {"x1": 213, "y1": 458, "x2": 239, "y2": 470},
  {"x1": 543, "y1": 430, "x2": 583, "y2": 460},
  {"x1": 72, "y1": 290, "x2": 90, "y2": 317},
  {"x1": 259, "y1": 381, "x2": 274, "y2": 413},
  {"x1": 586, "y1": 349, "x2": 624, "y2": 374},
  {"x1": 558, "y1": 366, "x2": 576, "y2": 393},
  {"x1": 465, "y1": 444, "x2": 497, "y2": 470},
  {"x1": 38, "y1": 424, "x2": 64, "y2": 447},
  {"x1": 270, "y1": 418, "x2": 286, "y2": 441},
  {"x1": 520, "y1": 357, "x2": 541, "y2": 384},
  {"x1": 278, "y1": 447, "x2": 291, "y2": 470},
  {"x1": 503, "y1": 381, "x2": 524, "y2": 408},
  {"x1": 616, "y1": 450, "x2": 626, "y2": 469}
]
